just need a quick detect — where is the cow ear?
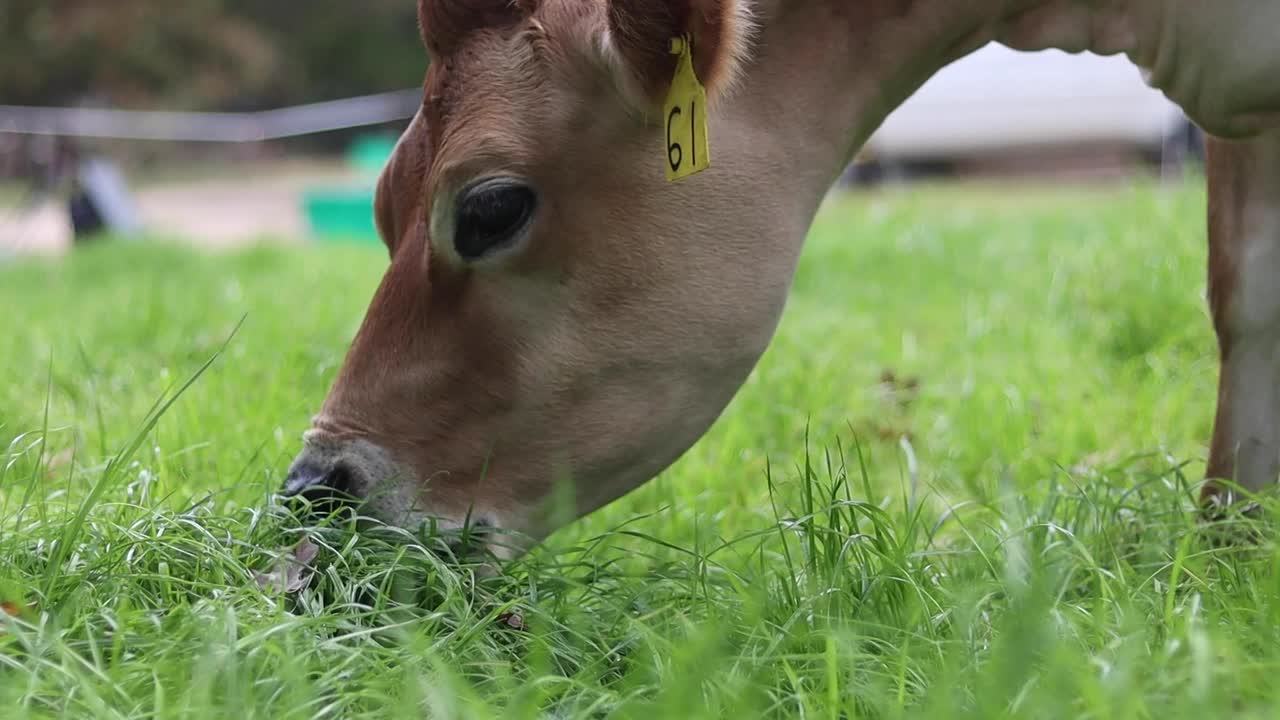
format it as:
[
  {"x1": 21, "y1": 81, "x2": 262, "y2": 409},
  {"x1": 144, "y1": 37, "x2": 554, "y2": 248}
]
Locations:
[
  {"x1": 374, "y1": 111, "x2": 432, "y2": 256},
  {"x1": 604, "y1": 0, "x2": 752, "y2": 109}
]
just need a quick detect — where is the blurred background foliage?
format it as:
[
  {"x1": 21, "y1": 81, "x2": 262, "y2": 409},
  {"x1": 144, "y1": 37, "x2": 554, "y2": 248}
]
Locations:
[{"x1": 0, "y1": 0, "x2": 427, "y2": 110}]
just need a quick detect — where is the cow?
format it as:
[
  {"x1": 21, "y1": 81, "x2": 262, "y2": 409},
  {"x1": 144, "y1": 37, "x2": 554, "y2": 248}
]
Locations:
[{"x1": 282, "y1": 0, "x2": 1280, "y2": 557}]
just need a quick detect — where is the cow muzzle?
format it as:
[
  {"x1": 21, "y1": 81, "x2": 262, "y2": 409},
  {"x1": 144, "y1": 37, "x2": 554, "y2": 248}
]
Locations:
[{"x1": 280, "y1": 431, "x2": 522, "y2": 558}]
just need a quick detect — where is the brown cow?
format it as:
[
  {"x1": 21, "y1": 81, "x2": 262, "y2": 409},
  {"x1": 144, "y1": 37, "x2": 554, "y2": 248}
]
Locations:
[{"x1": 283, "y1": 0, "x2": 1280, "y2": 557}]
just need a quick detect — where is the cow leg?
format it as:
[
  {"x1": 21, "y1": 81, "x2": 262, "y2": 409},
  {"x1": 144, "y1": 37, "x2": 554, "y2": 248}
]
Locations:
[{"x1": 1203, "y1": 132, "x2": 1280, "y2": 508}]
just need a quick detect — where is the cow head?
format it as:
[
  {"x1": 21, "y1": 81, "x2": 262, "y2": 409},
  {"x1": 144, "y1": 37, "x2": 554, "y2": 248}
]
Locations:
[{"x1": 283, "y1": 0, "x2": 813, "y2": 557}]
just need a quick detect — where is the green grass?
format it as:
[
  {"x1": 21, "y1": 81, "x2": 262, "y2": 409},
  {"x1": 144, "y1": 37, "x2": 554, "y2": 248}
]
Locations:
[{"x1": 3, "y1": 177, "x2": 1279, "y2": 719}]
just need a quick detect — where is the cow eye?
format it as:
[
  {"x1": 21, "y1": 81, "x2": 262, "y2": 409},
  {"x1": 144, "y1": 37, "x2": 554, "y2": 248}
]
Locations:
[{"x1": 453, "y1": 179, "x2": 537, "y2": 260}]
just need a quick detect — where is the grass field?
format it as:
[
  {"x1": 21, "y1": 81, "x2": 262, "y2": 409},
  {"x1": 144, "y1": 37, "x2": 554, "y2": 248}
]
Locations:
[{"x1": 3, "y1": 178, "x2": 1279, "y2": 719}]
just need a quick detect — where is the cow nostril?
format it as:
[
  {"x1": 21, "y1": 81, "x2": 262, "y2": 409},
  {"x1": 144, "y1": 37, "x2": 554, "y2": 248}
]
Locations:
[
  {"x1": 321, "y1": 464, "x2": 353, "y2": 496},
  {"x1": 280, "y1": 461, "x2": 358, "y2": 519},
  {"x1": 281, "y1": 462, "x2": 353, "y2": 495}
]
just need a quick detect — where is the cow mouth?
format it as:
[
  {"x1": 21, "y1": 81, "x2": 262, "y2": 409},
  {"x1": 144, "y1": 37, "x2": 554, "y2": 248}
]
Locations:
[{"x1": 278, "y1": 469, "x2": 510, "y2": 562}]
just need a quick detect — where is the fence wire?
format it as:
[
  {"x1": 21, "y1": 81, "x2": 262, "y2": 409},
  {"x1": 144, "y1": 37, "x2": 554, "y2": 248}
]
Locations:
[{"x1": 0, "y1": 89, "x2": 421, "y2": 142}]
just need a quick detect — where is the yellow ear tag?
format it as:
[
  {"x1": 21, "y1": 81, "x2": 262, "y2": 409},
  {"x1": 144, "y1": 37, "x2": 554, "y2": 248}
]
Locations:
[{"x1": 663, "y1": 36, "x2": 710, "y2": 182}]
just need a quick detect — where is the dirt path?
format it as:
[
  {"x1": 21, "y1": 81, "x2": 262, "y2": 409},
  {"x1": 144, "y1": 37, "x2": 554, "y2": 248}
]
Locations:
[{"x1": 0, "y1": 161, "x2": 366, "y2": 258}]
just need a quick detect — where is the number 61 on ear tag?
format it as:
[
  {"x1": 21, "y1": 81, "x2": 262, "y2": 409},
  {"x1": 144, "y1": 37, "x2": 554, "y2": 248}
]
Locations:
[{"x1": 664, "y1": 36, "x2": 710, "y2": 182}]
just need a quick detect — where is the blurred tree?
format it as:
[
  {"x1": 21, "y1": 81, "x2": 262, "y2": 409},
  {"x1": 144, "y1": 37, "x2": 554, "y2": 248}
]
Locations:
[
  {"x1": 228, "y1": 0, "x2": 426, "y2": 108},
  {"x1": 1, "y1": 0, "x2": 276, "y2": 108},
  {"x1": 0, "y1": 0, "x2": 425, "y2": 110}
]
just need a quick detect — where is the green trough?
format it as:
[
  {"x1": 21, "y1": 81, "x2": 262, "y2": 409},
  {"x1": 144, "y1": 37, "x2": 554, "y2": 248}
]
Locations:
[
  {"x1": 302, "y1": 134, "x2": 397, "y2": 246},
  {"x1": 303, "y1": 188, "x2": 380, "y2": 245}
]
